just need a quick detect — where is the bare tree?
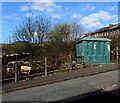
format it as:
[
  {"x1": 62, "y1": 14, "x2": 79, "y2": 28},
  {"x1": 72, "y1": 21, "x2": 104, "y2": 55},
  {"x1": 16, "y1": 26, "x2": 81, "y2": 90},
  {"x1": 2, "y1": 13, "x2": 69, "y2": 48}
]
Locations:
[
  {"x1": 35, "y1": 16, "x2": 52, "y2": 44},
  {"x1": 12, "y1": 15, "x2": 52, "y2": 63},
  {"x1": 13, "y1": 16, "x2": 36, "y2": 43},
  {"x1": 70, "y1": 20, "x2": 86, "y2": 41}
]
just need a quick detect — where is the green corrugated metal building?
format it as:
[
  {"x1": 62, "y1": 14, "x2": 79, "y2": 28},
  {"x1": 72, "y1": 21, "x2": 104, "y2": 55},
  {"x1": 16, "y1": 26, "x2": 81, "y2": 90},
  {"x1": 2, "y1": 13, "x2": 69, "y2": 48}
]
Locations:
[{"x1": 76, "y1": 37, "x2": 111, "y2": 63}]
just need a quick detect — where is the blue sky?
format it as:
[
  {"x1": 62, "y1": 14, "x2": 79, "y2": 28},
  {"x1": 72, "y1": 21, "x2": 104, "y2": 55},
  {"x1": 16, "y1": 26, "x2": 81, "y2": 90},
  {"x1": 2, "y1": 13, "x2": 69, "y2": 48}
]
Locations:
[{"x1": 2, "y1": 2, "x2": 118, "y2": 43}]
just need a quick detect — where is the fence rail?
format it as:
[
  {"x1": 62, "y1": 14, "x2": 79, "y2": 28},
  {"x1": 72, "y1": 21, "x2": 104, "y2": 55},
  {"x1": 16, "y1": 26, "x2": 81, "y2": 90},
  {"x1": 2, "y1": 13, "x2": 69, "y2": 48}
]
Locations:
[{"x1": 1, "y1": 66, "x2": 83, "y2": 83}]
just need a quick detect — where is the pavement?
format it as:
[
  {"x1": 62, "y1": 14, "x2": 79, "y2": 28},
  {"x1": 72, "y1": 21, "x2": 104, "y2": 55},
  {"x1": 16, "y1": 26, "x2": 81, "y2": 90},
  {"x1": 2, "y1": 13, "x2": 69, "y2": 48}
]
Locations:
[{"x1": 1, "y1": 63, "x2": 120, "y2": 93}]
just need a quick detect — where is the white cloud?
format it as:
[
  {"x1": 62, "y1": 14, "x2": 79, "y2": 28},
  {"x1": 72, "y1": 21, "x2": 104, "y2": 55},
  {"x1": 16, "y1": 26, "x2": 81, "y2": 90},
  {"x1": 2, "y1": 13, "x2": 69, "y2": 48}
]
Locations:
[
  {"x1": 88, "y1": 22, "x2": 104, "y2": 28},
  {"x1": 46, "y1": 8, "x2": 54, "y2": 13},
  {"x1": 20, "y1": 0, "x2": 62, "y2": 19},
  {"x1": 3, "y1": 13, "x2": 19, "y2": 20},
  {"x1": 91, "y1": 6, "x2": 96, "y2": 11},
  {"x1": 72, "y1": 14, "x2": 82, "y2": 19},
  {"x1": 20, "y1": 3, "x2": 31, "y2": 11},
  {"x1": 51, "y1": 13, "x2": 60, "y2": 19},
  {"x1": 109, "y1": 6, "x2": 117, "y2": 11},
  {"x1": 100, "y1": 11, "x2": 116, "y2": 21},
  {"x1": 65, "y1": 8, "x2": 68, "y2": 11},
  {"x1": 80, "y1": 11, "x2": 116, "y2": 28},
  {"x1": 20, "y1": 1, "x2": 61, "y2": 12},
  {"x1": 82, "y1": 4, "x2": 96, "y2": 11},
  {"x1": 114, "y1": 16, "x2": 118, "y2": 22},
  {"x1": 3, "y1": 16, "x2": 11, "y2": 19},
  {"x1": 12, "y1": 13, "x2": 19, "y2": 19}
]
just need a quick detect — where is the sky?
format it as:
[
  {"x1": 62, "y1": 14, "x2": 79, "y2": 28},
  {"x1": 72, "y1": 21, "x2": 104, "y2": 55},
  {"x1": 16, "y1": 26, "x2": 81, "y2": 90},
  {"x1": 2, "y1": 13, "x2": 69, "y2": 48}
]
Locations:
[{"x1": 2, "y1": 1, "x2": 118, "y2": 43}]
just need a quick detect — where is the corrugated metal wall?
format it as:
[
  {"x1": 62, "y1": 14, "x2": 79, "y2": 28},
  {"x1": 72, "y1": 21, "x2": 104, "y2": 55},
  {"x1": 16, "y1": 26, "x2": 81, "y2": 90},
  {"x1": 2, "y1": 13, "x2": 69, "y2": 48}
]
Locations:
[{"x1": 76, "y1": 38, "x2": 111, "y2": 63}]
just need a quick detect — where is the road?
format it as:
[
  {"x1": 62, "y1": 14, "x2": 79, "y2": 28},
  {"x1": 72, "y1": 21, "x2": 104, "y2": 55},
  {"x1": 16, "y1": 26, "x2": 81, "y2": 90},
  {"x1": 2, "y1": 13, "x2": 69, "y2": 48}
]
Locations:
[{"x1": 2, "y1": 69, "x2": 119, "y2": 102}]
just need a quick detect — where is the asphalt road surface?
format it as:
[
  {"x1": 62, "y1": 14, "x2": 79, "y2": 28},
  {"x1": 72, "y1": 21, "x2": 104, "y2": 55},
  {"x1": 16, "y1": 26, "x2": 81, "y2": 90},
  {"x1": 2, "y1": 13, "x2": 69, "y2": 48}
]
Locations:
[{"x1": 2, "y1": 70, "x2": 119, "y2": 102}]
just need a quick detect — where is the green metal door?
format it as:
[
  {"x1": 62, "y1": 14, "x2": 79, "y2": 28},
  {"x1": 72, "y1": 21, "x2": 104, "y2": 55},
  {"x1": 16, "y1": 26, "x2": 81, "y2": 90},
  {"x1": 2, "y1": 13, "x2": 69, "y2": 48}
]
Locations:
[
  {"x1": 92, "y1": 42, "x2": 100, "y2": 63},
  {"x1": 86, "y1": 41, "x2": 93, "y2": 63}
]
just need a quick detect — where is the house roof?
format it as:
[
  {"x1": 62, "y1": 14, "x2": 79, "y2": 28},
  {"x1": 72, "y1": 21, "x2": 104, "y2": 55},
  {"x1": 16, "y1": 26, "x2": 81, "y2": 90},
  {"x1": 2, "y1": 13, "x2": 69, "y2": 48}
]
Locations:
[
  {"x1": 76, "y1": 37, "x2": 111, "y2": 44},
  {"x1": 109, "y1": 23, "x2": 120, "y2": 30},
  {"x1": 90, "y1": 23, "x2": 120, "y2": 35}
]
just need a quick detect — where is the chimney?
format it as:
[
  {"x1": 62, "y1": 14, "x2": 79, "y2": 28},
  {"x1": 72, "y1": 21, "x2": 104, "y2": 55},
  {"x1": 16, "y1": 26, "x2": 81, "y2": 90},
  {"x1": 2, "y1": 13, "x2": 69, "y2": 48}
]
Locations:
[{"x1": 109, "y1": 24, "x2": 113, "y2": 27}]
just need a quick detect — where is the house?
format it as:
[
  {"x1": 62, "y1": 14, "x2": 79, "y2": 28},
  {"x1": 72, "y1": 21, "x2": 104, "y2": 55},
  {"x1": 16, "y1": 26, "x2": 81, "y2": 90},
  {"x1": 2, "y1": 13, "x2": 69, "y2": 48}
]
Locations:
[{"x1": 87, "y1": 23, "x2": 120, "y2": 38}]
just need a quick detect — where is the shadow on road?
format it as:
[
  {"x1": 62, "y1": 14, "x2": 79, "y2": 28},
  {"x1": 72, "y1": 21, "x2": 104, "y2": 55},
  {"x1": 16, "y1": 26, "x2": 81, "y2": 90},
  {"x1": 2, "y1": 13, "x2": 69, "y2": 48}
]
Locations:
[
  {"x1": 2, "y1": 88, "x2": 120, "y2": 103},
  {"x1": 50, "y1": 88, "x2": 120, "y2": 103}
]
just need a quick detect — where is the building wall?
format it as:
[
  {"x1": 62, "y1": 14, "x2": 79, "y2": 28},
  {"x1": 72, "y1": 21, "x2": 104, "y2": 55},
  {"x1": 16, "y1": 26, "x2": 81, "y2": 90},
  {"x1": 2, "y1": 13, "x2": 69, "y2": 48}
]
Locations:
[
  {"x1": 76, "y1": 40, "x2": 111, "y2": 63},
  {"x1": 89, "y1": 28, "x2": 120, "y2": 38}
]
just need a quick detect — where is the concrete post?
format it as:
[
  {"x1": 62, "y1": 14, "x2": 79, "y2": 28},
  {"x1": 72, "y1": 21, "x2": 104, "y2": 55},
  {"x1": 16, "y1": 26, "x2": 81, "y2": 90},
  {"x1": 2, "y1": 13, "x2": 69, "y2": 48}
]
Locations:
[
  {"x1": 116, "y1": 47, "x2": 119, "y2": 60},
  {"x1": 69, "y1": 51, "x2": 72, "y2": 71},
  {"x1": 45, "y1": 57, "x2": 47, "y2": 76},
  {"x1": 15, "y1": 54, "x2": 18, "y2": 82}
]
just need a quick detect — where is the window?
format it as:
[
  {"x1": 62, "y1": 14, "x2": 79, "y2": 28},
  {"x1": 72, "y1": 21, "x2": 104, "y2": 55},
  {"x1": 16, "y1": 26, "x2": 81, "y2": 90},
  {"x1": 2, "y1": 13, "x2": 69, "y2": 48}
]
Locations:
[
  {"x1": 114, "y1": 30, "x2": 116, "y2": 35},
  {"x1": 107, "y1": 31, "x2": 109, "y2": 36},
  {"x1": 104, "y1": 32, "x2": 106, "y2": 36},
  {"x1": 102, "y1": 33, "x2": 103, "y2": 36}
]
